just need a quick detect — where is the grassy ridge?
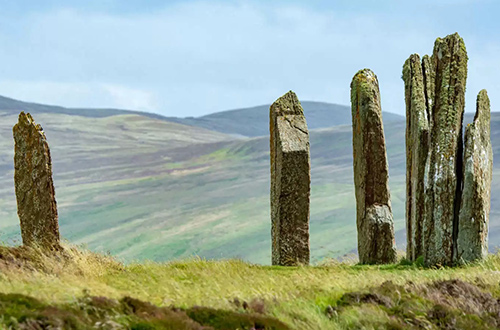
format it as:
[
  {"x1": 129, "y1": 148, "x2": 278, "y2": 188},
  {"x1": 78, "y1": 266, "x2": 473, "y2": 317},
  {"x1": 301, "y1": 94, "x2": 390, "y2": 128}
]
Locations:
[{"x1": 2, "y1": 245, "x2": 500, "y2": 329}]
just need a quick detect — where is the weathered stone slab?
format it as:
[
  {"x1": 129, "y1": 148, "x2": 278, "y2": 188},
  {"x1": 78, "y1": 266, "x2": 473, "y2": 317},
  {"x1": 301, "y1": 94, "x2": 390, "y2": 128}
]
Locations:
[
  {"x1": 403, "y1": 53, "x2": 430, "y2": 262},
  {"x1": 423, "y1": 33, "x2": 468, "y2": 266},
  {"x1": 270, "y1": 91, "x2": 310, "y2": 266},
  {"x1": 351, "y1": 69, "x2": 397, "y2": 264},
  {"x1": 13, "y1": 112, "x2": 60, "y2": 250},
  {"x1": 457, "y1": 90, "x2": 493, "y2": 262}
]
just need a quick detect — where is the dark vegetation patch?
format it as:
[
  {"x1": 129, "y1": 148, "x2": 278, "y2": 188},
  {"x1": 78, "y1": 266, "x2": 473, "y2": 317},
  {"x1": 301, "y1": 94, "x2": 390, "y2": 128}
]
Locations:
[
  {"x1": 330, "y1": 279, "x2": 500, "y2": 329},
  {"x1": 0, "y1": 292, "x2": 290, "y2": 330}
]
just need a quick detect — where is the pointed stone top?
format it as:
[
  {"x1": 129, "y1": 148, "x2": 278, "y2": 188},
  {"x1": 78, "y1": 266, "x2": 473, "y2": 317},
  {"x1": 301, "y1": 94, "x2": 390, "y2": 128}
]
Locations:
[
  {"x1": 474, "y1": 89, "x2": 490, "y2": 125},
  {"x1": 434, "y1": 32, "x2": 464, "y2": 47},
  {"x1": 18, "y1": 111, "x2": 34, "y2": 124},
  {"x1": 433, "y1": 33, "x2": 467, "y2": 61},
  {"x1": 402, "y1": 54, "x2": 422, "y2": 80},
  {"x1": 270, "y1": 90, "x2": 304, "y2": 117},
  {"x1": 14, "y1": 112, "x2": 45, "y2": 137}
]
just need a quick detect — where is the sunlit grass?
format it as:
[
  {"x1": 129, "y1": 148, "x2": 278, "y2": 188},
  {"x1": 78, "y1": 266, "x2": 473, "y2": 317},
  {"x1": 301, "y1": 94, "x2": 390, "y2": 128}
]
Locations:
[{"x1": 2, "y1": 244, "x2": 500, "y2": 328}]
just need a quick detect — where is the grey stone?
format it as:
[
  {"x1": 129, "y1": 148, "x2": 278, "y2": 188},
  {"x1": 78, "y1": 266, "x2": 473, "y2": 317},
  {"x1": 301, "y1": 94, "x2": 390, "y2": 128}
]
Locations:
[
  {"x1": 403, "y1": 53, "x2": 430, "y2": 261},
  {"x1": 270, "y1": 91, "x2": 310, "y2": 266},
  {"x1": 457, "y1": 90, "x2": 493, "y2": 262},
  {"x1": 13, "y1": 112, "x2": 60, "y2": 250},
  {"x1": 351, "y1": 69, "x2": 397, "y2": 264}
]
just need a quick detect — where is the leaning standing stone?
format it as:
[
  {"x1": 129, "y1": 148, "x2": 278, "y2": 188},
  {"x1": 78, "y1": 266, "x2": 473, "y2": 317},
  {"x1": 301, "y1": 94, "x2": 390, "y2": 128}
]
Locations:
[
  {"x1": 13, "y1": 112, "x2": 60, "y2": 250},
  {"x1": 351, "y1": 69, "x2": 397, "y2": 264},
  {"x1": 457, "y1": 90, "x2": 493, "y2": 262},
  {"x1": 270, "y1": 91, "x2": 310, "y2": 266}
]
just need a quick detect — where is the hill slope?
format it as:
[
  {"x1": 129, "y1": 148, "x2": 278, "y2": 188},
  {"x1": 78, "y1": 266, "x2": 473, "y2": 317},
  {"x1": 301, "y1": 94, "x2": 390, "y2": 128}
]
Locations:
[
  {"x1": 171, "y1": 101, "x2": 404, "y2": 137},
  {"x1": 0, "y1": 95, "x2": 404, "y2": 137},
  {"x1": 0, "y1": 93, "x2": 497, "y2": 264}
]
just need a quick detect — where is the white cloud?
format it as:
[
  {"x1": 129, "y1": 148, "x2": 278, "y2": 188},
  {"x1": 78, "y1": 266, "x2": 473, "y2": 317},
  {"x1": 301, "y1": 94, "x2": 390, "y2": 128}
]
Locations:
[
  {"x1": 0, "y1": 1, "x2": 496, "y2": 116},
  {"x1": 0, "y1": 81, "x2": 157, "y2": 111},
  {"x1": 101, "y1": 84, "x2": 157, "y2": 111}
]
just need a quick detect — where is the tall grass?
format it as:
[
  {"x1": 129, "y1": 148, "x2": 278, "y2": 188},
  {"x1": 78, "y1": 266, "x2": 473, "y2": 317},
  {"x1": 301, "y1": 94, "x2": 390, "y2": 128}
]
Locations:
[{"x1": 2, "y1": 244, "x2": 500, "y2": 329}]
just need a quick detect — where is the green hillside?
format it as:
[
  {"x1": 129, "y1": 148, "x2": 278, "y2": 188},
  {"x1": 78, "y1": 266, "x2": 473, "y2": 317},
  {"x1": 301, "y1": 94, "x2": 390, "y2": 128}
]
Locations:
[
  {"x1": 170, "y1": 101, "x2": 403, "y2": 137},
  {"x1": 0, "y1": 95, "x2": 403, "y2": 138},
  {"x1": 0, "y1": 95, "x2": 497, "y2": 265}
]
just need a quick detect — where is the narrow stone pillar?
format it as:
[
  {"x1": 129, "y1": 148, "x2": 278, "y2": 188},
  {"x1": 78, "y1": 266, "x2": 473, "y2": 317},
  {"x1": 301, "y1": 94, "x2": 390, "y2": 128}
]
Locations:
[
  {"x1": 403, "y1": 54, "x2": 430, "y2": 261},
  {"x1": 270, "y1": 91, "x2": 310, "y2": 266},
  {"x1": 457, "y1": 90, "x2": 493, "y2": 262},
  {"x1": 423, "y1": 33, "x2": 468, "y2": 266},
  {"x1": 13, "y1": 112, "x2": 60, "y2": 250},
  {"x1": 351, "y1": 69, "x2": 397, "y2": 264}
]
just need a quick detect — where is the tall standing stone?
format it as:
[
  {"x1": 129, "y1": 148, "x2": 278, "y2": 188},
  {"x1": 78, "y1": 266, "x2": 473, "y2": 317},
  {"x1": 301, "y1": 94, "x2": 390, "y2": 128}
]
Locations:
[
  {"x1": 351, "y1": 69, "x2": 397, "y2": 264},
  {"x1": 457, "y1": 90, "x2": 493, "y2": 262},
  {"x1": 403, "y1": 54, "x2": 430, "y2": 261},
  {"x1": 423, "y1": 33, "x2": 468, "y2": 266},
  {"x1": 13, "y1": 112, "x2": 60, "y2": 250},
  {"x1": 270, "y1": 91, "x2": 310, "y2": 266}
]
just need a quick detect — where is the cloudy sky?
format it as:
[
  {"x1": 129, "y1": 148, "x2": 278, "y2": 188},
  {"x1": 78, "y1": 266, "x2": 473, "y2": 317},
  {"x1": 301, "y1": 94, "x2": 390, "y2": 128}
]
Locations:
[{"x1": 0, "y1": 0, "x2": 498, "y2": 117}]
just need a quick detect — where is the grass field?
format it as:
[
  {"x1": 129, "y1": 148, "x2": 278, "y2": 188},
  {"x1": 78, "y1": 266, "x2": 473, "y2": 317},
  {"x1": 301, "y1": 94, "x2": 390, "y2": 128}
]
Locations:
[{"x1": 2, "y1": 245, "x2": 500, "y2": 329}]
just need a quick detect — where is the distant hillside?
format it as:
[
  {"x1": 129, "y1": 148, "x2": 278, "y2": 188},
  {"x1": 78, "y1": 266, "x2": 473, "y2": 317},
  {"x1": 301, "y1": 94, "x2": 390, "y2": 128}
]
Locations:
[
  {"x1": 0, "y1": 95, "x2": 404, "y2": 137},
  {"x1": 0, "y1": 95, "x2": 173, "y2": 121},
  {"x1": 0, "y1": 94, "x2": 495, "y2": 265},
  {"x1": 170, "y1": 101, "x2": 404, "y2": 137}
]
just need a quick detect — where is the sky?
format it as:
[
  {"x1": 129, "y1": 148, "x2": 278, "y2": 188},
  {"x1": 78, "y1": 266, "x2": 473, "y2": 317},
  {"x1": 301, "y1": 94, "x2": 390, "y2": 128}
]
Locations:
[{"x1": 0, "y1": 0, "x2": 498, "y2": 117}]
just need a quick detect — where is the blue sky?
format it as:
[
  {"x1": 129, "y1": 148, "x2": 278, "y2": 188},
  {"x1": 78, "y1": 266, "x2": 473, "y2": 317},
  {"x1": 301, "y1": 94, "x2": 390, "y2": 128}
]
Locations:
[{"x1": 0, "y1": 0, "x2": 498, "y2": 117}]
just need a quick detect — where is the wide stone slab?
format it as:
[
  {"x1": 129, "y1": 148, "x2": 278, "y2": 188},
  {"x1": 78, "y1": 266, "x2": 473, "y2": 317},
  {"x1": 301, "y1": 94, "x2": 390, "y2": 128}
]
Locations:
[{"x1": 270, "y1": 91, "x2": 310, "y2": 266}]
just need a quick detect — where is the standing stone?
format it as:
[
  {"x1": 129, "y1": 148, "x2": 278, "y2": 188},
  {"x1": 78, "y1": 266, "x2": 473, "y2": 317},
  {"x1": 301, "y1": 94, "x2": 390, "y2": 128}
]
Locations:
[
  {"x1": 270, "y1": 91, "x2": 310, "y2": 266},
  {"x1": 13, "y1": 112, "x2": 60, "y2": 250},
  {"x1": 457, "y1": 90, "x2": 493, "y2": 262},
  {"x1": 403, "y1": 54, "x2": 430, "y2": 262},
  {"x1": 351, "y1": 69, "x2": 397, "y2": 264},
  {"x1": 423, "y1": 33, "x2": 468, "y2": 266}
]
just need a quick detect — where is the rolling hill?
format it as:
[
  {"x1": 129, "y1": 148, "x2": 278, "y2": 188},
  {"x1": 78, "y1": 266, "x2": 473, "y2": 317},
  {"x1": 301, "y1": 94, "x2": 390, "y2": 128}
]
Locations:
[
  {"x1": 0, "y1": 95, "x2": 497, "y2": 265},
  {"x1": 0, "y1": 95, "x2": 403, "y2": 137},
  {"x1": 170, "y1": 101, "x2": 403, "y2": 137}
]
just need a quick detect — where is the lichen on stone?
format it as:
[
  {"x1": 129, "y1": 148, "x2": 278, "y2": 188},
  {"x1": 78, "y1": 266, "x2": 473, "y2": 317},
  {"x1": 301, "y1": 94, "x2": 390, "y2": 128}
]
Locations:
[
  {"x1": 13, "y1": 111, "x2": 60, "y2": 250},
  {"x1": 270, "y1": 91, "x2": 310, "y2": 266},
  {"x1": 351, "y1": 68, "x2": 397, "y2": 264}
]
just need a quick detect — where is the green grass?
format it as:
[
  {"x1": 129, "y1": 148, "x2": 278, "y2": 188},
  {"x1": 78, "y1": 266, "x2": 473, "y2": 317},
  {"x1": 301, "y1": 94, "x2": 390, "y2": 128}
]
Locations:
[{"x1": 3, "y1": 245, "x2": 500, "y2": 329}]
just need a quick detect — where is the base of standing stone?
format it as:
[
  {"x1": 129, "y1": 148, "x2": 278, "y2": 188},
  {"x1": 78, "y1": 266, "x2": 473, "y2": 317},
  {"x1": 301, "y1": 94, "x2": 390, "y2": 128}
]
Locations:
[{"x1": 358, "y1": 205, "x2": 397, "y2": 265}]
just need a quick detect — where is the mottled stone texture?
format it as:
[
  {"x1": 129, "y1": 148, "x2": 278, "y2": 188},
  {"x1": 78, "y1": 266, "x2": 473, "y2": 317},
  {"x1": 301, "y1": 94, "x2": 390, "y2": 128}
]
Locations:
[
  {"x1": 403, "y1": 54, "x2": 430, "y2": 261},
  {"x1": 270, "y1": 91, "x2": 310, "y2": 266},
  {"x1": 423, "y1": 33, "x2": 468, "y2": 266},
  {"x1": 457, "y1": 90, "x2": 493, "y2": 262},
  {"x1": 403, "y1": 33, "x2": 493, "y2": 266},
  {"x1": 351, "y1": 69, "x2": 397, "y2": 265},
  {"x1": 13, "y1": 112, "x2": 60, "y2": 250}
]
